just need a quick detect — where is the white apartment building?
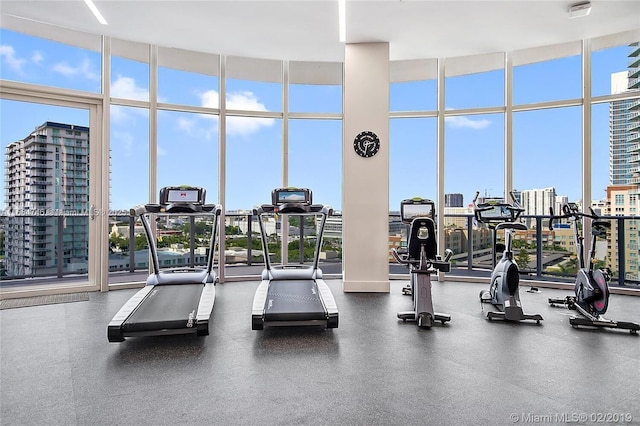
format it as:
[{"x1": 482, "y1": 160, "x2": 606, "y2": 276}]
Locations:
[
  {"x1": 4, "y1": 122, "x2": 89, "y2": 276},
  {"x1": 520, "y1": 187, "x2": 556, "y2": 227}
]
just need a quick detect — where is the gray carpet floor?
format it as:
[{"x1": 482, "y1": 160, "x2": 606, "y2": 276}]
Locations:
[{"x1": 1, "y1": 279, "x2": 639, "y2": 426}]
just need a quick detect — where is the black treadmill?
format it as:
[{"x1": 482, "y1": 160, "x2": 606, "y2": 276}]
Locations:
[
  {"x1": 107, "y1": 186, "x2": 222, "y2": 342},
  {"x1": 251, "y1": 187, "x2": 339, "y2": 330}
]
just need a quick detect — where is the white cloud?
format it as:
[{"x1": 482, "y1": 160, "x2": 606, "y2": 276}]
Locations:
[
  {"x1": 445, "y1": 115, "x2": 491, "y2": 129},
  {"x1": 52, "y1": 57, "x2": 99, "y2": 81},
  {"x1": 0, "y1": 45, "x2": 27, "y2": 73},
  {"x1": 111, "y1": 75, "x2": 149, "y2": 101},
  {"x1": 197, "y1": 89, "x2": 275, "y2": 136},
  {"x1": 31, "y1": 51, "x2": 44, "y2": 65}
]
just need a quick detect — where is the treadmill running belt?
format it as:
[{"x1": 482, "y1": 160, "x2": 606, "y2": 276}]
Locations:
[
  {"x1": 264, "y1": 280, "x2": 326, "y2": 322},
  {"x1": 123, "y1": 284, "x2": 203, "y2": 333}
]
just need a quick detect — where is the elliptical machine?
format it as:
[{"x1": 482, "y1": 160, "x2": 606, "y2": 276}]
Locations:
[
  {"x1": 392, "y1": 198, "x2": 453, "y2": 328},
  {"x1": 474, "y1": 191, "x2": 543, "y2": 323},
  {"x1": 548, "y1": 203, "x2": 639, "y2": 334}
]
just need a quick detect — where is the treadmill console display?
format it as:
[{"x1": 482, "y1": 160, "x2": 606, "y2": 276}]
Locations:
[
  {"x1": 401, "y1": 198, "x2": 435, "y2": 223},
  {"x1": 160, "y1": 186, "x2": 205, "y2": 205},
  {"x1": 272, "y1": 188, "x2": 312, "y2": 206}
]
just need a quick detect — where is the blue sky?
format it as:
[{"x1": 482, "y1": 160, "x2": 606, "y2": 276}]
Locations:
[{"x1": 0, "y1": 28, "x2": 633, "y2": 211}]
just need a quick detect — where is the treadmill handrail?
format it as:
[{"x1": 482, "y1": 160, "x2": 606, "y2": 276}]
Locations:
[
  {"x1": 253, "y1": 204, "x2": 331, "y2": 216},
  {"x1": 253, "y1": 203, "x2": 333, "y2": 271},
  {"x1": 132, "y1": 204, "x2": 223, "y2": 276}
]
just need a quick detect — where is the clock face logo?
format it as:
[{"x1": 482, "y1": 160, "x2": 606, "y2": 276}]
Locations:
[{"x1": 353, "y1": 131, "x2": 380, "y2": 158}]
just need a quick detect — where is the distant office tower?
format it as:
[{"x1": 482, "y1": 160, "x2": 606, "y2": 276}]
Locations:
[
  {"x1": 445, "y1": 193, "x2": 463, "y2": 208},
  {"x1": 520, "y1": 187, "x2": 556, "y2": 227},
  {"x1": 4, "y1": 122, "x2": 89, "y2": 276},
  {"x1": 626, "y1": 42, "x2": 640, "y2": 186},
  {"x1": 554, "y1": 195, "x2": 568, "y2": 217},
  {"x1": 610, "y1": 71, "x2": 635, "y2": 185}
]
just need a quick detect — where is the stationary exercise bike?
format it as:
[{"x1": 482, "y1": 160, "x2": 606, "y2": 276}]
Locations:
[
  {"x1": 548, "y1": 203, "x2": 639, "y2": 334},
  {"x1": 474, "y1": 191, "x2": 543, "y2": 323},
  {"x1": 392, "y1": 198, "x2": 453, "y2": 328}
]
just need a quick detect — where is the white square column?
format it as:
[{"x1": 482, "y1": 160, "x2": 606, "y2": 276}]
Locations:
[{"x1": 342, "y1": 43, "x2": 390, "y2": 293}]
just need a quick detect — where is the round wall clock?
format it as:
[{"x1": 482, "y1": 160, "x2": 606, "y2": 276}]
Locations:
[{"x1": 353, "y1": 131, "x2": 380, "y2": 158}]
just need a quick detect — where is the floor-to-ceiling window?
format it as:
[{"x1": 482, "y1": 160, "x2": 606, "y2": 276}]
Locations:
[
  {"x1": 0, "y1": 25, "x2": 104, "y2": 294},
  {"x1": 2, "y1": 18, "x2": 640, "y2": 292}
]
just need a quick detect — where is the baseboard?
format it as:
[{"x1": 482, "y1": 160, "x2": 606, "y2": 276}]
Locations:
[{"x1": 343, "y1": 280, "x2": 390, "y2": 293}]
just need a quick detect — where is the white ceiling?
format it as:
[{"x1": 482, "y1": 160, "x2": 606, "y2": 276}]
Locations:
[{"x1": 1, "y1": 0, "x2": 639, "y2": 62}]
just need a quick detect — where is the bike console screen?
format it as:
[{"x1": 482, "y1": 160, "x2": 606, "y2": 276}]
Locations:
[
  {"x1": 476, "y1": 204, "x2": 515, "y2": 222},
  {"x1": 401, "y1": 198, "x2": 435, "y2": 223}
]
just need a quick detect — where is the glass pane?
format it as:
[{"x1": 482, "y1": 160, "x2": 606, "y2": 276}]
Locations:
[
  {"x1": 224, "y1": 116, "x2": 281, "y2": 277},
  {"x1": 1, "y1": 100, "x2": 90, "y2": 289},
  {"x1": 592, "y1": 42, "x2": 640, "y2": 98},
  {"x1": 445, "y1": 113, "x2": 503, "y2": 204},
  {"x1": 445, "y1": 69, "x2": 504, "y2": 109},
  {"x1": 389, "y1": 118, "x2": 437, "y2": 209},
  {"x1": 108, "y1": 105, "x2": 149, "y2": 283},
  {"x1": 390, "y1": 80, "x2": 436, "y2": 111},
  {"x1": 158, "y1": 67, "x2": 219, "y2": 107},
  {"x1": 513, "y1": 106, "x2": 581, "y2": 225},
  {"x1": 592, "y1": 103, "x2": 622, "y2": 198},
  {"x1": 289, "y1": 84, "x2": 342, "y2": 113},
  {"x1": 157, "y1": 110, "x2": 218, "y2": 201},
  {"x1": 289, "y1": 119, "x2": 342, "y2": 273},
  {"x1": 389, "y1": 118, "x2": 436, "y2": 274},
  {"x1": 513, "y1": 55, "x2": 581, "y2": 104},
  {"x1": 111, "y1": 56, "x2": 149, "y2": 101},
  {"x1": 0, "y1": 28, "x2": 101, "y2": 93},
  {"x1": 288, "y1": 119, "x2": 342, "y2": 209},
  {"x1": 226, "y1": 79, "x2": 282, "y2": 112},
  {"x1": 446, "y1": 113, "x2": 503, "y2": 271}
]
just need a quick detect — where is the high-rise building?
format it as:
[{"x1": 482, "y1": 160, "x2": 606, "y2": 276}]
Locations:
[
  {"x1": 445, "y1": 193, "x2": 463, "y2": 208},
  {"x1": 627, "y1": 42, "x2": 640, "y2": 185},
  {"x1": 610, "y1": 72, "x2": 635, "y2": 185},
  {"x1": 4, "y1": 122, "x2": 89, "y2": 276},
  {"x1": 520, "y1": 187, "x2": 556, "y2": 227}
]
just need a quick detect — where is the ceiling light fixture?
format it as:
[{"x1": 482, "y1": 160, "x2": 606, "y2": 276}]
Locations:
[
  {"x1": 338, "y1": 0, "x2": 346, "y2": 42},
  {"x1": 568, "y1": 2, "x2": 591, "y2": 19},
  {"x1": 84, "y1": 0, "x2": 108, "y2": 25}
]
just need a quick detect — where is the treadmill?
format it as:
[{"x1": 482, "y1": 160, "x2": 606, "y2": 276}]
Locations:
[
  {"x1": 251, "y1": 187, "x2": 339, "y2": 330},
  {"x1": 107, "y1": 186, "x2": 222, "y2": 342}
]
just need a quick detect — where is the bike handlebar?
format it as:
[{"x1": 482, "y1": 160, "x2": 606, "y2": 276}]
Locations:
[{"x1": 548, "y1": 205, "x2": 608, "y2": 231}]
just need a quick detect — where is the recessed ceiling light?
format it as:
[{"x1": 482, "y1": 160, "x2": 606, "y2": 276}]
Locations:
[
  {"x1": 84, "y1": 0, "x2": 108, "y2": 25},
  {"x1": 568, "y1": 2, "x2": 591, "y2": 19}
]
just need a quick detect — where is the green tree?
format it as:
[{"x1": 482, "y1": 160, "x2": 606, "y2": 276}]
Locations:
[
  {"x1": 516, "y1": 247, "x2": 530, "y2": 270},
  {"x1": 135, "y1": 234, "x2": 149, "y2": 251},
  {"x1": 109, "y1": 234, "x2": 129, "y2": 252},
  {"x1": 226, "y1": 225, "x2": 242, "y2": 235}
]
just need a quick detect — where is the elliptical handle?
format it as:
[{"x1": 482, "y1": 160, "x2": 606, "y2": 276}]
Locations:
[
  {"x1": 391, "y1": 248, "x2": 409, "y2": 265},
  {"x1": 548, "y1": 207, "x2": 555, "y2": 231},
  {"x1": 562, "y1": 204, "x2": 571, "y2": 215}
]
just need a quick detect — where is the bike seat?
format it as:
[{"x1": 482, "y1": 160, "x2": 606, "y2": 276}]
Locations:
[{"x1": 495, "y1": 222, "x2": 527, "y2": 231}]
